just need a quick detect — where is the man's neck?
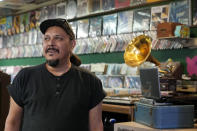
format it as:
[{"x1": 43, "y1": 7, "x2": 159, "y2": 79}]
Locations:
[{"x1": 46, "y1": 61, "x2": 71, "y2": 76}]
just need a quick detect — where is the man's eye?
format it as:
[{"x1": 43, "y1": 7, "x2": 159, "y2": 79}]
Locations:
[
  {"x1": 44, "y1": 37, "x2": 50, "y2": 41},
  {"x1": 55, "y1": 36, "x2": 63, "y2": 40}
]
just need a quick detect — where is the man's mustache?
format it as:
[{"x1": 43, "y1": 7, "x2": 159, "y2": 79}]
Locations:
[{"x1": 45, "y1": 47, "x2": 59, "y2": 53}]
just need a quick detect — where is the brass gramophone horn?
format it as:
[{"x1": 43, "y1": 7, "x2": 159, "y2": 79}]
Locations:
[{"x1": 124, "y1": 35, "x2": 160, "y2": 67}]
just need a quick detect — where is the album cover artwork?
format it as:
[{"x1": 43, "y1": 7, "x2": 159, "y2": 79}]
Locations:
[
  {"x1": 69, "y1": 21, "x2": 77, "y2": 38},
  {"x1": 0, "y1": 37, "x2": 2, "y2": 48},
  {"x1": 6, "y1": 35, "x2": 13, "y2": 47},
  {"x1": 36, "y1": 30, "x2": 43, "y2": 45},
  {"x1": 19, "y1": 14, "x2": 25, "y2": 33},
  {"x1": 39, "y1": 7, "x2": 48, "y2": 23},
  {"x1": 130, "y1": 0, "x2": 146, "y2": 6},
  {"x1": 169, "y1": 0, "x2": 191, "y2": 25},
  {"x1": 29, "y1": 11, "x2": 37, "y2": 30},
  {"x1": 103, "y1": 14, "x2": 117, "y2": 35},
  {"x1": 31, "y1": 29, "x2": 38, "y2": 45},
  {"x1": 0, "y1": 17, "x2": 7, "y2": 36},
  {"x1": 77, "y1": 0, "x2": 89, "y2": 17},
  {"x1": 97, "y1": 75, "x2": 109, "y2": 88},
  {"x1": 102, "y1": 0, "x2": 115, "y2": 11},
  {"x1": 6, "y1": 16, "x2": 13, "y2": 35},
  {"x1": 192, "y1": 0, "x2": 197, "y2": 26},
  {"x1": 35, "y1": 9, "x2": 41, "y2": 28},
  {"x1": 117, "y1": 10, "x2": 133, "y2": 34},
  {"x1": 133, "y1": 8, "x2": 151, "y2": 31},
  {"x1": 23, "y1": 13, "x2": 30, "y2": 32},
  {"x1": 13, "y1": 15, "x2": 20, "y2": 34},
  {"x1": 46, "y1": 5, "x2": 56, "y2": 19},
  {"x1": 23, "y1": 32, "x2": 29, "y2": 45},
  {"x1": 66, "y1": 0, "x2": 77, "y2": 19},
  {"x1": 77, "y1": 19, "x2": 89, "y2": 38},
  {"x1": 115, "y1": 0, "x2": 130, "y2": 9},
  {"x1": 151, "y1": 5, "x2": 169, "y2": 30},
  {"x1": 89, "y1": 0, "x2": 101, "y2": 13},
  {"x1": 56, "y1": 2, "x2": 67, "y2": 19},
  {"x1": 89, "y1": 16, "x2": 102, "y2": 37},
  {"x1": 108, "y1": 76, "x2": 124, "y2": 88},
  {"x1": 124, "y1": 76, "x2": 141, "y2": 89}
]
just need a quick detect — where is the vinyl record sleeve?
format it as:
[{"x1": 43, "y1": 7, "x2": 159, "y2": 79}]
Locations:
[
  {"x1": 108, "y1": 76, "x2": 124, "y2": 88},
  {"x1": 115, "y1": 0, "x2": 130, "y2": 9},
  {"x1": 56, "y1": 2, "x2": 67, "y2": 19},
  {"x1": 39, "y1": 7, "x2": 48, "y2": 23},
  {"x1": 66, "y1": 0, "x2": 77, "y2": 19},
  {"x1": 89, "y1": 0, "x2": 101, "y2": 13},
  {"x1": 6, "y1": 16, "x2": 13, "y2": 35},
  {"x1": 13, "y1": 15, "x2": 20, "y2": 34},
  {"x1": 69, "y1": 21, "x2": 77, "y2": 38},
  {"x1": 0, "y1": 36, "x2": 2, "y2": 48},
  {"x1": 89, "y1": 16, "x2": 102, "y2": 37},
  {"x1": 133, "y1": 8, "x2": 151, "y2": 32},
  {"x1": 77, "y1": 0, "x2": 89, "y2": 17},
  {"x1": 19, "y1": 14, "x2": 26, "y2": 33},
  {"x1": 102, "y1": 0, "x2": 115, "y2": 11},
  {"x1": 124, "y1": 76, "x2": 141, "y2": 89},
  {"x1": 29, "y1": 11, "x2": 37, "y2": 30},
  {"x1": 192, "y1": 0, "x2": 197, "y2": 26},
  {"x1": 77, "y1": 19, "x2": 89, "y2": 38},
  {"x1": 117, "y1": 10, "x2": 133, "y2": 34},
  {"x1": 151, "y1": 5, "x2": 169, "y2": 30},
  {"x1": 169, "y1": 0, "x2": 191, "y2": 25},
  {"x1": 46, "y1": 5, "x2": 56, "y2": 19},
  {"x1": 130, "y1": 0, "x2": 146, "y2": 6},
  {"x1": 103, "y1": 14, "x2": 117, "y2": 36}
]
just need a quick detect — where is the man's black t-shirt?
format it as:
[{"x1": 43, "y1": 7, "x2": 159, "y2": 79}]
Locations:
[{"x1": 8, "y1": 63, "x2": 106, "y2": 131}]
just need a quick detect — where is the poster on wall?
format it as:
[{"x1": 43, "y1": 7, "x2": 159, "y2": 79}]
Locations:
[
  {"x1": 133, "y1": 8, "x2": 151, "y2": 32},
  {"x1": 103, "y1": 14, "x2": 117, "y2": 36},
  {"x1": 151, "y1": 5, "x2": 169, "y2": 30},
  {"x1": 89, "y1": 16, "x2": 102, "y2": 37},
  {"x1": 117, "y1": 10, "x2": 133, "y2": 34},
  {"x1": 169, "y1": 0, "x2": 191, "y2": 25}
]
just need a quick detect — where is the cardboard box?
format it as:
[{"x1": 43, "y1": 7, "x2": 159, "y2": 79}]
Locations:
[
  {"x1": 114, "y1": 122, "x2": 197, "y2": 131},
  {"x1": 157, "y1": 22, "x2": 182, "y2": 38}
]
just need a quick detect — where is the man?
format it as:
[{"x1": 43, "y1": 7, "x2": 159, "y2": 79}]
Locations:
[{"x1": 4, "y1": 18, "x2": 106, "y2": 131}]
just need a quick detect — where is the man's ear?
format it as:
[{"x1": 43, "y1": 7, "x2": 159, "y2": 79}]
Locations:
[{"x1": 71, "y1": 40, "x2": 76, "y2": 49}]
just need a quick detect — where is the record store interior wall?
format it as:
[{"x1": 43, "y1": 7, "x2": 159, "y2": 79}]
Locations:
[{"x1": 0, "y1": 0, "x2": 197, "y2": 74}]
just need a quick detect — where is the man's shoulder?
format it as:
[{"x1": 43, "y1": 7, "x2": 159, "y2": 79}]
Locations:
[
  {"x1": 18, "y1": 63, "x2": 45, "y2": 75},
  {"x1": 72, "y1": 65, "x2": 100, "y2": 81}
]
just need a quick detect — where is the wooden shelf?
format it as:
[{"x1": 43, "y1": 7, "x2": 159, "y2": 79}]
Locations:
[{"x1": 102, "y1": 103, "x2": 134, "y2": 121}]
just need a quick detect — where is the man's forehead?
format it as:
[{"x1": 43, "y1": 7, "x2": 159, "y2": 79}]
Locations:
[{"x1": 44, "y1": 26, "x2": 68, "y2": 36}]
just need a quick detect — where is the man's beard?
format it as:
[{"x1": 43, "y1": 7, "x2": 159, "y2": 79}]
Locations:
[{"x1": 46, "y1": 59, "x2": 59, "y2": 67}]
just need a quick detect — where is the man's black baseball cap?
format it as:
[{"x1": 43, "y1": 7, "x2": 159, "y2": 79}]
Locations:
[{"x1": 40, "y1": 18, "x2": 75, "y2": 40}]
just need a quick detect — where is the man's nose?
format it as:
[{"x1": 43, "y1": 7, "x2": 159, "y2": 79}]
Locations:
[{"x1": 48, "y1": 38, "x2": 56, "y2": 46}]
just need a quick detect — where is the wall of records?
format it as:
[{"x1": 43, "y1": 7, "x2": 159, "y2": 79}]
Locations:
[
  {"x1": 0, "y1": 0, "x2": 197, "y2": 95},
  {"x1": 0, "y1": 0, "x2": 197, "y2": 64}
]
